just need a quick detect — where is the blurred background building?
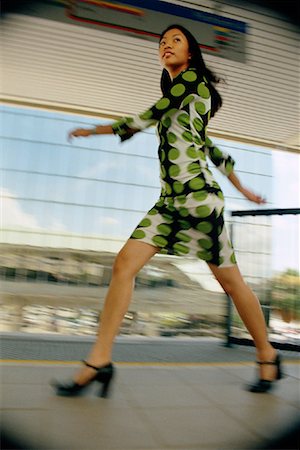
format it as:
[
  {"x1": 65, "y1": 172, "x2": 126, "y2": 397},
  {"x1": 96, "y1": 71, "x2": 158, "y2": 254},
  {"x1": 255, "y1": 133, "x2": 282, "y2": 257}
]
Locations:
[{"x1": 1, "y1": 0, "x2": 299, "y2": 346}]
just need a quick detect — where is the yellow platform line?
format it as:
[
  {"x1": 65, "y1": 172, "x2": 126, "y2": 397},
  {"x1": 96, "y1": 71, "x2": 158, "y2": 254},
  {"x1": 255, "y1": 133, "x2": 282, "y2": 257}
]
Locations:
[{"x1": 0, "y1": 359, "x2": 299, "y2": 367}]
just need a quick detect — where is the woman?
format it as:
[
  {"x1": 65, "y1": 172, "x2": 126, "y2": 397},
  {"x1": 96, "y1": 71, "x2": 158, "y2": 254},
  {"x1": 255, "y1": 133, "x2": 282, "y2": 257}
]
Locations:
[{"x1": 53, "y1": 24, "x2": 282, "y2": 397}]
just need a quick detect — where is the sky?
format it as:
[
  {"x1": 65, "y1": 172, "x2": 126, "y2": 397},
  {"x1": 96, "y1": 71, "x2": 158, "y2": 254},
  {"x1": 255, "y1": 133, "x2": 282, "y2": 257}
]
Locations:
[
  {"x1": 271, "y1": 151, "x2": 300, "y2": 272},
  {"x1": 1, "y1": 105, "x2": 299, "y2": 281}
]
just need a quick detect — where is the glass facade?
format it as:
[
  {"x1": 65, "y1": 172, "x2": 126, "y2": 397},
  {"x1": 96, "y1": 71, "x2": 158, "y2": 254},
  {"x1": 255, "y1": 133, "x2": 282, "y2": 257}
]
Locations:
[{"x1": 1, "y1": 105, "x2": 298, "y2": 343}]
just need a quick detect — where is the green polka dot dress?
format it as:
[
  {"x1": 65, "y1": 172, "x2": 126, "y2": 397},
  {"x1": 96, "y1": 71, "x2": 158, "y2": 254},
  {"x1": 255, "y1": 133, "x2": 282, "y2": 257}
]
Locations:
[{"x1": 112, "y1": 68, "x2": 236, "y2": 267}]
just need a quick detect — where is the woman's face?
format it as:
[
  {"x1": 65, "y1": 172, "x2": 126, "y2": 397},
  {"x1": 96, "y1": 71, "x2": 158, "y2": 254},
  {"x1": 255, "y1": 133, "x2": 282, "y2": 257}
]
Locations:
[{"x1": 159, "y1": 28, "x2": 191, "y2": 77}]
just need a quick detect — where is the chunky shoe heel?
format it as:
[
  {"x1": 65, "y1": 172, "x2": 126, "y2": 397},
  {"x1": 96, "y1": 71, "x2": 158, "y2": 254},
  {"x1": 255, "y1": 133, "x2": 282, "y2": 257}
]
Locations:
[
  {"x1": 90, "y1": 361, "x2": 114, "y2": 398},
  {"x1": 248, "y1": 353, "x2": 283, "y2": 393},
  {"x1": 99, "y1": 379, "x2": 112, "y2": 398},
  {"x1": 52, "y1": 361, "x2": 115, "y2": 397}
]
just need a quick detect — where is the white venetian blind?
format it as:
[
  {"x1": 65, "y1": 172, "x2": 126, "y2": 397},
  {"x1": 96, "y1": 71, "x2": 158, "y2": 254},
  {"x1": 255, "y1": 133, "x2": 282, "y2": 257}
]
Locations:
[{"x1": 1, "y1": 0, "x2": 299, "y2": 151}]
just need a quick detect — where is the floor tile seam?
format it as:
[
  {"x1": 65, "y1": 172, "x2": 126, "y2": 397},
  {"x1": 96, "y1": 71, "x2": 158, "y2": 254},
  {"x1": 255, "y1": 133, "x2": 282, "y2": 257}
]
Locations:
[
  {"x1": 1, "y1": 407, "x2": 50, "y2": 413},
  {"x1": 117, "y1": 407, "x2": 253, "y2": 450},
  {"x1": 271, "y1": 394, "x2": 300, "y2": 410},
  {"x1": 171, "y1": 368, "x2": 247, "y2": 385},
  {"x1": 173, "y1": 381, "x2": 231, "y2": 407},
  {"x1": 1, "y1": 405, "x2": 49, "y2": 411},
  {"x1": 125, "y1": 404, "x2": 233, "y2": 413},
  {"x1": 120, "y1": 388, "x2": 209, "y2": 411},
  {"x1": 179, "y1": 379, "x2": 294, "y2": 410},
  {"x1": 207, "y1": 403, "x2": 268, "y2": 442},
  {"x1": 127, "y1": 404, "x2": 169, "y2": 449},
  {"x1": 278, "y1": 400, "x2": 300, "y2": 410},
  {"x1": 116, "y1": 383, "x2": 147, "y2": 410},
  {"x1": 120, "y1": 395, "x2": 213, "y2": 410},
  {"x1": 191, "y1": 392, "x2": 289, "y2": 410},
  {"x1": 153, "y1": 441, "x2": 258, "y2": 450},
  {"x1": 213, "y1": 399, "x2": 300, "y2": 441},
  {"x1": 153, "y1": 369, "x2": 240, "y2": 398},
  {"x1": 282, "y1": 373, "x2": 300, "y2": 381}
]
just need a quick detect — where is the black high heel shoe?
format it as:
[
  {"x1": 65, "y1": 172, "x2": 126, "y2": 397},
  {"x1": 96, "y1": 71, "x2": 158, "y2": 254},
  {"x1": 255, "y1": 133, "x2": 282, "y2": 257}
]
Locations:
[
  {"x1": 248, "y1": 353, "x2": 283, "y2": 393},
  {"x1": 52, "y1": 361, "x2": 115, "y2": 398}
]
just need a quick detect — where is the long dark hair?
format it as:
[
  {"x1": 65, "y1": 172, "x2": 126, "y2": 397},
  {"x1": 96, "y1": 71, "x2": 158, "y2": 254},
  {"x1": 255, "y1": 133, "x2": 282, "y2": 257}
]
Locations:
[{"x1": 160, "y1": 24, "x2": 223, "y2": 117}]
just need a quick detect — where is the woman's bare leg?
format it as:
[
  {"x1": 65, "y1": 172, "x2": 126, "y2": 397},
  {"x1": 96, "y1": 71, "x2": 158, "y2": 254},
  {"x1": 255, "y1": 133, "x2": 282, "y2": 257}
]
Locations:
[
  {"x1": 75, "y1": 240, "x2": 158, "y2": 384},
  {"x1": 208, "y1": 263, "x2": 277, "y2": 381}
]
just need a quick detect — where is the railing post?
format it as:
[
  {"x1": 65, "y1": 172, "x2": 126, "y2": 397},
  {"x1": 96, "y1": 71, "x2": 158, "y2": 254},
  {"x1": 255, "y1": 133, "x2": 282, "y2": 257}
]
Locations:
[
  {"x1": 224, "y1": 220, "x2": 234, "y2": 347},
  {"x1": 224, "y1": 293, "x2": 233, "y2": 347}
]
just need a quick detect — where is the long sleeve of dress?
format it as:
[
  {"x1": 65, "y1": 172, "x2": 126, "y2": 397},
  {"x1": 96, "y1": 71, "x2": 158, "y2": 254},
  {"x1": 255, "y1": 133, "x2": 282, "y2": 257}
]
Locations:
[
  {"x1": 111, "y1": 114, "x2": 155, "y2": 142},
  {"x1": 204, "y1": 136, "x2": 235, "y2": 177},
  {"x1": 111, "y1": 69, "x2": 207, "y2": 142}
]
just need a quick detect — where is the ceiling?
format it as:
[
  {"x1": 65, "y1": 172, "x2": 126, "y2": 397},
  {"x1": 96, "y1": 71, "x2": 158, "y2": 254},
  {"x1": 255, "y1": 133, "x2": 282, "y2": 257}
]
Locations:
[
  {"x1": 1, "y1": 0, "x2": 299, "y2": 152},
  {"x1": 2, "y1": 0, "x2": 299, "y2": 25}
]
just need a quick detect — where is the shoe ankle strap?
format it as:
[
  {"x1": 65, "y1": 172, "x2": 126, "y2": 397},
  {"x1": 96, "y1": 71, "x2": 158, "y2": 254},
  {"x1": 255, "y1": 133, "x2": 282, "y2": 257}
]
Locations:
[
  {"x1": 82, "y1": 360, "x2": 112, "y2": 370},
  {"x1": 256, "y1": 360, "x2": 276, "y2": 365},
  {"x1": 256, "y1": 354, "x2": 279, "y2": 366},
  {"x1": 82, "y1": 360, "x2": 99, "y2": 370}
]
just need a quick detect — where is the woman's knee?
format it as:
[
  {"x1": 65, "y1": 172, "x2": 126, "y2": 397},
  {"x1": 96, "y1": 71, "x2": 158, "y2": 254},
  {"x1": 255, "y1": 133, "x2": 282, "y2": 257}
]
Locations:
[
  {"x1": 209, "y1": 264, "x2": 245, "y2": 296},
  {"x1": 112, "y1": 251, "x2": 136, "y2": 279},
  {"x1": 220, "y1": 280, "x2": 236, "y2": 296},
  {"x1": 220, "y1": 277, "x2": 248, "y2": 296}
]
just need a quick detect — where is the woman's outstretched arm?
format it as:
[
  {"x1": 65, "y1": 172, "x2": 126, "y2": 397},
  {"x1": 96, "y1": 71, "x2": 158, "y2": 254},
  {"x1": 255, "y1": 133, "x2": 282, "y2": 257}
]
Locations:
[
  {"x1": 68, "y1": 124, "x2": 114, "y2": 141},
  {"x1": 228, "y1": 171, "x2": 266, "y2": 204}
]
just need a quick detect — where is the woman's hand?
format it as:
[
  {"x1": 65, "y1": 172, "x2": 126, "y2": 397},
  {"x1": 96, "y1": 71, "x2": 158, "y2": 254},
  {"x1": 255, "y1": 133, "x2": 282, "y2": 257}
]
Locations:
[
  {"x1": 241, "y1": 187, "x2": 266, "y2": 204},
  {"x1": 68, "y1": 128, "x2": 92, "y2": 142},
  {"x1": 228, "y1": 171, "x2": 266, "y2": 205}
]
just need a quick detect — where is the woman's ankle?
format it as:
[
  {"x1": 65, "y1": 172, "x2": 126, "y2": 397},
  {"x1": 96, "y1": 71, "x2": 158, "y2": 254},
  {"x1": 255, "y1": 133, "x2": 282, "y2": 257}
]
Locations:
[
  {"x1": 85, "y1": 353, "x2": 112, "y2": 368},
  {"x1": 256, "y1": 345, "x2": 276, "y2": 361}
]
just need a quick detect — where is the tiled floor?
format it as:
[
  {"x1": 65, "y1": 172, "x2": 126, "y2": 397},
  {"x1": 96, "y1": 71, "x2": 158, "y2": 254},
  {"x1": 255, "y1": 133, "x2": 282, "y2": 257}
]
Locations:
[{"x1": 1, "y1": 361, "x2": 299, "y2": 450}]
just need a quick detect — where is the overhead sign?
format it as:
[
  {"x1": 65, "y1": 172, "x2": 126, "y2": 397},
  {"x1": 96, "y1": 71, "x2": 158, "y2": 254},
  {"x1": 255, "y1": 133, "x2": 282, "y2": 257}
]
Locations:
[
  {"x1": 67, "y1": 0, "x2": 247, "y2": 62},
  {"x1": 24, "y1": 0, "x2": 248, "y2": 62}
]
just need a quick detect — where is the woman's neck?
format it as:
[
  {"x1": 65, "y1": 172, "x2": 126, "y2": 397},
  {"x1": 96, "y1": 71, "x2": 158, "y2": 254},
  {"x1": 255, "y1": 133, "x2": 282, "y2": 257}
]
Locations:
[{"x1": 167, "y1": 63, "x2": 189, "y2": 80}]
